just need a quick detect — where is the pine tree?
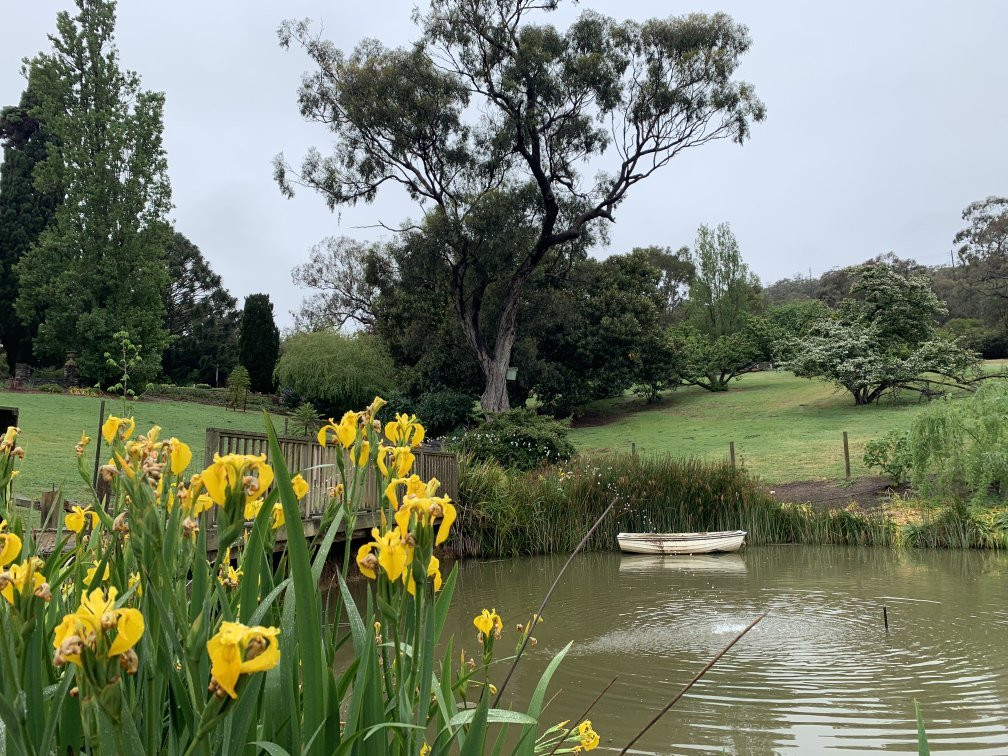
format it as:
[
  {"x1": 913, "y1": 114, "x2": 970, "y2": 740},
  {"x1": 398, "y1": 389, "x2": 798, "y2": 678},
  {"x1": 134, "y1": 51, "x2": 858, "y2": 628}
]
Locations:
[
  {"x1": 15, "y1": 0, "x2": 172, "y2": 385},
  {"x1": 0, "y1": 77, "x2": 60, "y2": 371},
  {"x1": 163, "y1": 232, "x2": 240, "y2": 385},
  {"x1": 238, "y1": 294, "x2": 280, "y2": 394}
]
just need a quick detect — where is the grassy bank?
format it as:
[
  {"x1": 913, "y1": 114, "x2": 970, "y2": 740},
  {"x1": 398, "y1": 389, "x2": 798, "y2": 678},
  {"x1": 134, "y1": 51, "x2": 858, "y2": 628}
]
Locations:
[
  {"x1": 567, "y1": 370, "x2": 986, "y2": 484},
  {"x1": 0, "y1": 390, "x2": 282, "y2": 501},
  {"x1": 453, "y1": 453, "x2": 1008, "y2": 558}
]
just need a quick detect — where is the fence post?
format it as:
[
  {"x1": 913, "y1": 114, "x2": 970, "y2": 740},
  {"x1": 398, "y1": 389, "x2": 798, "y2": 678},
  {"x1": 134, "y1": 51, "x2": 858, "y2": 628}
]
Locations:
[
  {"x1": 843, "y1": 431, "x2": 851, "y2": 480},
  {"x1": 631, "y1": 442, "x2": 636, "y2": 457},
  {"x1": 729, "y1": 441, "x2": 736, "y2": 470},
  {"x1": 204, "y1": 429, "x2": 221, "y2": 468}
]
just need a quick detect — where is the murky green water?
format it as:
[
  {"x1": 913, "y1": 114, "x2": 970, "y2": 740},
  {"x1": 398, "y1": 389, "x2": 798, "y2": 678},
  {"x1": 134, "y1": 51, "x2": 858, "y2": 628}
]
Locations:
[{"x1": 430, "y1": 546, "x2": 1008, "y2": 754}]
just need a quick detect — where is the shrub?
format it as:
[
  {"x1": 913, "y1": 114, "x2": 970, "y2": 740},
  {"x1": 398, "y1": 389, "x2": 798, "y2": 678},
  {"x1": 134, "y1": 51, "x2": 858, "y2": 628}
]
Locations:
[
  {"x1": 194, "y1": 382, "x2": 211, "y2": 390},
  {"x1": 273, "y1": 331, "x2": 392, "y2": 415},
  {"x1": 863, "y1": 429, "x2": 911, "y2": 485},
  {"x1": 455, "y1": 409, "x2": 575, "y2": 471},
  {"x1": 36, "y1": 382, "x2": 64, "y2": 394},
  {"x1": 141, "y1": 382, "x2": 274, "y2": 410},
  {"x1": 29, "y1": 366, "x2": 65, "y2": 384}
]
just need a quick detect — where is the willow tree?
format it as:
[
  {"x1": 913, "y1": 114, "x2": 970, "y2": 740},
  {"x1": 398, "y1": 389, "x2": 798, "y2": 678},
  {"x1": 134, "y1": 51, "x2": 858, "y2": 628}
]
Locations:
[{"x1": 275, "y1": 0, "x2": 765, "y2": 412}]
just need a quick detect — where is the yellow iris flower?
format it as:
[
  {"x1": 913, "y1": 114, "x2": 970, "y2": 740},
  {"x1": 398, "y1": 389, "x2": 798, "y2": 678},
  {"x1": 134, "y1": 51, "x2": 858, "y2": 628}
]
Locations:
[
  {"x1": 65, "y1": 505, "x2": 99, "y2": 534},
  {"x1": 384, "y1": 413, "x2": 425, "y2": 448},
  {"x1": 52, "y1": 586, "x2": 145, "y2": 665},
  {"x1": 219, "y1": 563, "x2": 242, "y2": 588},
  {"x1": 386, "y1": 475, "x2": 457, "y2": 545},
  {"x1": 244, "y1": 498, "x2": 264, "y2": 521},
  {"x1": 291, "y1": 473, "x2": 309, "y2": 500},
  {"x1": 355, "y1": 527, "x2": 412, "y2": 583},
  {"x1": 1, "y1": 557, "x2": 46, "y2": 604},
  {"x1": 101, "y1": 416, "x2": 135, "y2": 444},
  {"x1": 376, "y1": 444, "x2": 415, "y2": 478},
  {"x1": 200, "y1": 453, "x2": 275, "y2": 506},
  {"x1": 84, "y1": 562, "x2": 111, "y2": 586},
  {"x1": 206, "y1": 621, "x2": 281, "y2": 699},
  {"x1": 317, "y1": 411, "x2": 360, "y2": 449},
  {"x1": 169, "y1": 438, "x2": 192, "y2": 475},
  {"x1": 473, "y1": 608, "x2": 503, "y2": 638},
  {"x1": 0, "y1": 521, "x2": 22, "y2": 566},
  {"x1": 128, "y1": 571, "x2": 143, "y2": 596},
  {"x1": 75, "y1": 430, "x2": 92, "y2": 457},
  {"x1": 271, "y1": 502, "x2": 285, "y2": 530},
  {"x1": 578, "y1": 720, "x2": 600, "y2": 751}
]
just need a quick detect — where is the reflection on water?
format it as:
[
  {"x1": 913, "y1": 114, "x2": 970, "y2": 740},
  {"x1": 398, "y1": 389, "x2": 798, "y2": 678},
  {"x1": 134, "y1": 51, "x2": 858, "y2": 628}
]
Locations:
[{"x1": 401, "y1": 546, "x2": 1008, "y2": 754}]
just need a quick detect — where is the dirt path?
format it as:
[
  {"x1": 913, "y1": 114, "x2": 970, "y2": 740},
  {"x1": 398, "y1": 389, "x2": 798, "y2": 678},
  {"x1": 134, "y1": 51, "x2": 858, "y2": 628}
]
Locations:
[{"x1": 768, "y1": 475, "x2": 904, "y2": 513}]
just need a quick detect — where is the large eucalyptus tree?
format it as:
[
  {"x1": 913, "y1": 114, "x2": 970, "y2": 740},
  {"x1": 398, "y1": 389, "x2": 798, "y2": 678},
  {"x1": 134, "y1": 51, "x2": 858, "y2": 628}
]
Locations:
[{"x1": 275, "y1": 0, "x2": 765, "y2": 412}]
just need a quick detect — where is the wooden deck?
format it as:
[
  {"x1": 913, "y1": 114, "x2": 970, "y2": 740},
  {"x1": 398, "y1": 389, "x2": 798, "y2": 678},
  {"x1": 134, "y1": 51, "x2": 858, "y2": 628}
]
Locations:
[{"x1": 26, "y1": 428, "x2": 459, "y2": 558}]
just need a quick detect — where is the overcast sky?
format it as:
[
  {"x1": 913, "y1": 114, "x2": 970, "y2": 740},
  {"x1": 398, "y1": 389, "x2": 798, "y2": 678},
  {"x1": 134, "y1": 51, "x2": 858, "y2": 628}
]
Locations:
[{"x1": 2, "y1": 2, "x2": 1006, "y2": 326}]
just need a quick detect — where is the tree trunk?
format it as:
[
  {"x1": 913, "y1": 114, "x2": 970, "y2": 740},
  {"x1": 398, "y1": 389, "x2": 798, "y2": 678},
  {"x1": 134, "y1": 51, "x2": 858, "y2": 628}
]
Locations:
[
  {"x1": 456, "y1": 264, "x2": 532, "y2": 415},
  {"x1": 479, "y1": 358, "x2": 510, "y2": 414}
]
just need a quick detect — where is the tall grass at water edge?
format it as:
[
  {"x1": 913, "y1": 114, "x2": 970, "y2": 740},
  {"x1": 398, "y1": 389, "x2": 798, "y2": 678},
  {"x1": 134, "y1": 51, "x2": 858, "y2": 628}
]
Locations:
[{"x1": 452, "y1": 453, "x2": 900, "y2": 558}]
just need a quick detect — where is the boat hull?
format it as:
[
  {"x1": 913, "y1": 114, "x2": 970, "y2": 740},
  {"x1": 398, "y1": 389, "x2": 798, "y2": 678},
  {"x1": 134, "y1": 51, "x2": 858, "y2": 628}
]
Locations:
[{"x1": 616, "y1": 530, "x2": 746, "y2": 555}]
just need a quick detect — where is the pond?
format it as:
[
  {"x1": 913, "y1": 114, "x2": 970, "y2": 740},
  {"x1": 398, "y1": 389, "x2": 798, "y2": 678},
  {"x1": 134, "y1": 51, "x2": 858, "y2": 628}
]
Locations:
[{"x1": 432, "y1": 546, "x2": 1008, "y2": 754}]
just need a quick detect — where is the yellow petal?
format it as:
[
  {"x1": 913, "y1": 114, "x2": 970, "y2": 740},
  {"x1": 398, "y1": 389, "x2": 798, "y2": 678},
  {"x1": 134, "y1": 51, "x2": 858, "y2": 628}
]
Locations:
[
  {"x1": 201, "y1": 460, "x2": 231, "y2": 505},
  {"x1": 356, "y1": 440, "x2": 371, "y2": 467},
  {"x1": 237, "y1": 625, "x2": 281, "y2": 675},
  {"x1": 101, "y1": 416, "x2": 120, "y2": 444},
  {"x1": 0, "y1": 533, "x2": 21, "y2": 566},
  {"x1": 271, "y1": 502, "x2": 285, "y2": 530},
  {"x1": 244, "y1": 498, "x2": 263, "y2": 521},
  {"x1": 435, "y1": 500, "x2": 457, "y2": 546},
  {"x1": 356, "y1": 543, "x2": 376, "y2": 580},
  {"x1": 291, "y1": 474, "x2": 309, "y2": 500},
  {"x1": 169, "y1": 439, "x2": 192, "y2": 475},
  {"x1": 107, "y1": 608, "x2": 145, "y2": 656},
  {"x1": 385, "y1": 479, "x2": 403, "y2": 510},
  {"x1": 207, "y1": 622, "x2": 244, "y2": 699}
]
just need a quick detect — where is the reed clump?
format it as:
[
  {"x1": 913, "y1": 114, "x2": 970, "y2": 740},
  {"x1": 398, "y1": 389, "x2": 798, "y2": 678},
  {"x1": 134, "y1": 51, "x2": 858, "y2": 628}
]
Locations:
[{"x1": 453, "y1": 452, "x2": 897, "y2": 557}]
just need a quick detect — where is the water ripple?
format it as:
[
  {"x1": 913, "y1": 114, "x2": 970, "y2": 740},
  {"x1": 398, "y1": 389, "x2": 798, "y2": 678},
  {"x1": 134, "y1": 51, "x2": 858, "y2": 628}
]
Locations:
[{"x1": 434, "y1": 545, "x2": 1008, "y2": 754}]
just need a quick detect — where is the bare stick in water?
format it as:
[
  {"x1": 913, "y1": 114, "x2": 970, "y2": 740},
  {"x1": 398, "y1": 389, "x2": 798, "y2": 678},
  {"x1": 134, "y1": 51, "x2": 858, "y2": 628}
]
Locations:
[
  {"x1": 544, "y1": 676, "x2": 618, "y2": 756},
  {"x1": 492, "y1": 498, "x2": 617, "y2": 707},
  {"x1": 619, "y1": 611, "x2": 768, "y2": 755}
]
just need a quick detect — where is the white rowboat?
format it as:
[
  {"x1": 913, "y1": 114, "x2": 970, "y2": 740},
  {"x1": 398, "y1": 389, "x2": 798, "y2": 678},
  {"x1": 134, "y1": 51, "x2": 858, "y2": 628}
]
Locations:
[{"x1": 616, "y1": 530, "x2": 746, "y2": 555}]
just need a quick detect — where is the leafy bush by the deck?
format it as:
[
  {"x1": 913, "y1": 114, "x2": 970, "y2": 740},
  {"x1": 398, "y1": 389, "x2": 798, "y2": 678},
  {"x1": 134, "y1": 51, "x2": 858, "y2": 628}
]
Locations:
[{"x1": 456, "y1": 409, "x2": 575, "y2": 470}]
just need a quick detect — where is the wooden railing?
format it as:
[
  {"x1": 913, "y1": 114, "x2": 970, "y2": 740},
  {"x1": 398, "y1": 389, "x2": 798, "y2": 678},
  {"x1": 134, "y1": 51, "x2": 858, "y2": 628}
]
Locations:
[{"x1": 203, "y1": 428, "x2": 459, "y2": 526}]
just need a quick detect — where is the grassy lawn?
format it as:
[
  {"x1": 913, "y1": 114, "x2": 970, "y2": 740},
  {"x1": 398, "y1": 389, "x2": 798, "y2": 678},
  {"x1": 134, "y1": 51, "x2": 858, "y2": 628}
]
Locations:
[
  {"x1": 0, "y1": 391, "x2": 284, "y2": 503},
  {"x1": 568, "y1": 369, "x2": 1001, "y2": 485}
]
